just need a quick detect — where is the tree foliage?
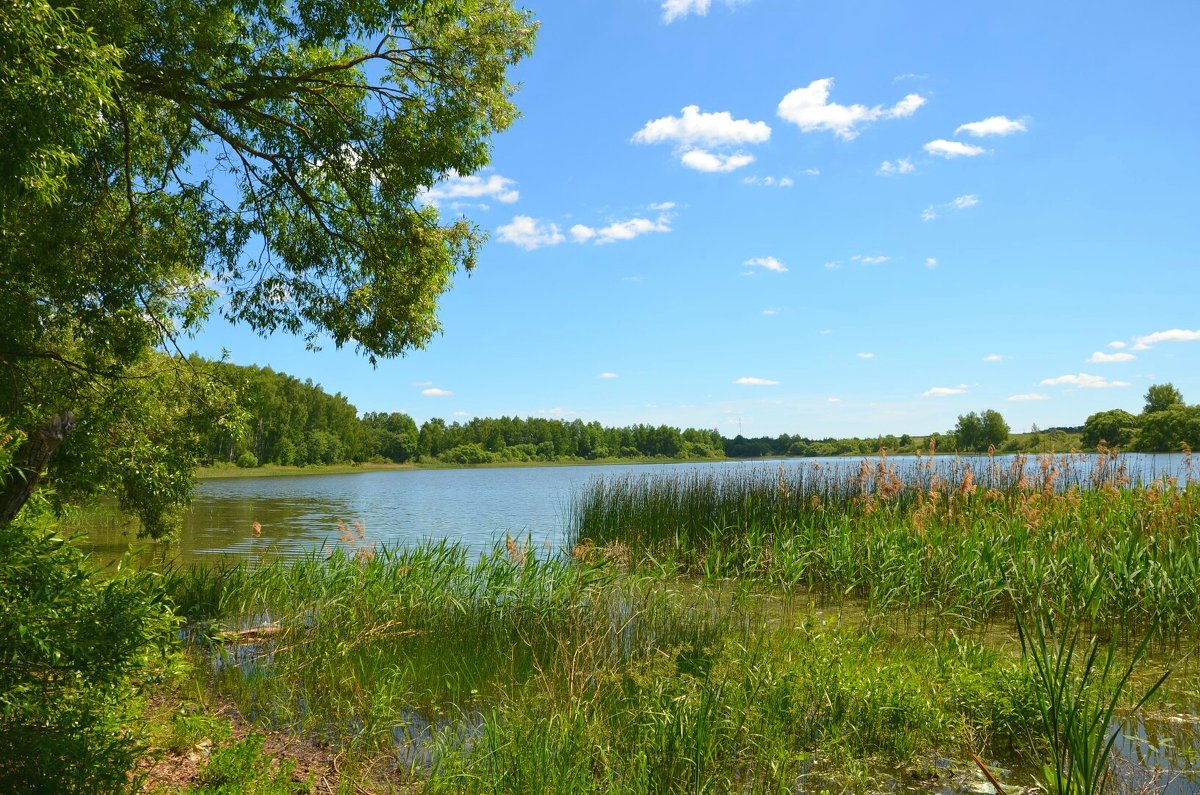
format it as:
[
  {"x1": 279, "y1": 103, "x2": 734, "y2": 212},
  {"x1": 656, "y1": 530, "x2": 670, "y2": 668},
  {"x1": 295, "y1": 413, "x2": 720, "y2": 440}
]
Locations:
[
  {"x1": 1, "y1": 0, "x2": 536, "y2": 531},
  {"x1": 1143, "y1": 383, "x2": 1185, "y2": 415},
  {"x1": 952, "y1": 410, "x2": 1010, "y2": 453},
  {"x1": 1081, "y1": 409, "x2": 1139, "y2": 449}
]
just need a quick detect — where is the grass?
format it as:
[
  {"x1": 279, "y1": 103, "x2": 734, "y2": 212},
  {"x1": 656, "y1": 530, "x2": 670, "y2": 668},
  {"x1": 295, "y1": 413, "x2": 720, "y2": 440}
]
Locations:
[
  {"x1": 130, "y1": 450, "x2": 1200, "y2": 792},
  {"x1": 161, "y1": 540, "x2": 1048, "y2": 793},
  {"x1": 568, "y1": 452, "x2": 1200, "y2": 632}
]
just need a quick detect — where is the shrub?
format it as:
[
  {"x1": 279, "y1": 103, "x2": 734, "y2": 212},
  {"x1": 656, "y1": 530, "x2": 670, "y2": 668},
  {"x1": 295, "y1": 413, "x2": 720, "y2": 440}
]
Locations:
[
  {"x1": 0, "y1": 515, "x2": 178, "y2": 792},
  {"x1": 235, "y1": 451, "x2": 259, "y2": 468}
]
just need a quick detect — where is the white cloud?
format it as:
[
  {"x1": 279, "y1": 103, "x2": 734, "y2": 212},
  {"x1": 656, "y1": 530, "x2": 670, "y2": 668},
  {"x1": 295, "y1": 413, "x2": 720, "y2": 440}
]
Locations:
[
  {"x1": 412, "y1": 380, "x2": 433, "y2": 387},
  {"x1": 851, "y1": 254, "x2": 889, "y2": 265},
  {"x1": 734, "y1": 376, "x2": 779, "y2": 386},
  {"x1": 681, "y1": 149, "x2": 755, "y2": 172},
  {"x1": 877, "y1": 157, "x2": 915, "y2": 176},
  {"x1": 649, "y1": 201, "x2": 676, "y2": 211},
  {"x1": 856, "y1": 352, "x2": 875, "y2": 360},
  {"x1": 596, "y1": 372, "x2": 618, "y2": 379},
  {"x1": 569, "y1": 224, "x2": 596, "y2": 243},
  {"x1": 819, "y1": 329, "x2": 832, "y2": 335},
  {"x1": 1088, "y1": 351, "x2": 1136, "y2": 363},
  {"x1": 893, "y1": 73, "x2": 928, "y2": 83},
  {"x1": 421, "y1": 170, "x2": 519, "y2": 205},
  {"x1": 762, "y1": 308, "x2": 778, "y2": 316},
  {"x1": 742, "y1": 175, "x2": 795, "y2": 187},
  {"x1": 923, "y1": 385, "x2": 968, "y2": 397},
  {"x1": 924, "y1": 194, "x2": 979, "y2": 221},
  {"x1": 497, "y1": 215, "x2": 564, "y2": 250},
  {"x1": 1040, "y1": 373, "x2": 1131, "y2": 389},
  {"x1": 924, "y1": 139, "x2": 988, "y2": 158},
  {"x1": 827, "y1": 396, "x2": 842, "y2": 403},
  {"x1": 925, "y1": 257, "x2": 938, "y2": 268},
  {"x1": 662, "y1": 0, "x2": 710, "y2": 22},
  {"x1": 983, "y1": 354, "x2": 1003, "y2": 362},
  {"x1": 777, "y1": 78, "x2": 926, "y2": 140},
  {"x1": 1132, "y1": 329, "x2": 1200, "y2": 350},
  {"x1": 633, "y1": 105, "x2": 771, "y2": 148},
  {"x1": 574, "y1": 215, "x2": 671, "y2": 245},
  {"x1": 956, "y1": 116, "x2": 1028, "y2": 137},
  {"x1": 1008, "y1": 393, "x2": 1049, "y2": 401},
  {"x1": 744, "y1": 256, "x2": 788, "y2": 273},
  {"x1": 803, "y1": 168, "x2": 821, "y2": 176},
  {"x1": 421, "y1": 387, "x2": 453, "y2": 397},
  {"x1": 1108, "y1": 340, "x2": 1127, "y2": 349}
]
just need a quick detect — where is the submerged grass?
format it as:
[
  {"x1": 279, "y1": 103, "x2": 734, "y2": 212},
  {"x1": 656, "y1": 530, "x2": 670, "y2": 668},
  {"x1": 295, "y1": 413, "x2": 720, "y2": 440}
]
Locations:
[{"x1": 569, "y1": 452, "x2": 1200, "y2": 631}]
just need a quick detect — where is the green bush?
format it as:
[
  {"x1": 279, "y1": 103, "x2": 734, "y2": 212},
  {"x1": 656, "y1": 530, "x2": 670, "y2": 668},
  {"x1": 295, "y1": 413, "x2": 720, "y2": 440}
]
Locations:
[
  {"x1": 235, "y1": 451, "x2": 259, "y2": 469},
  {"x1": 0, "y1": 515, "x2": 178, "y2": 793}
]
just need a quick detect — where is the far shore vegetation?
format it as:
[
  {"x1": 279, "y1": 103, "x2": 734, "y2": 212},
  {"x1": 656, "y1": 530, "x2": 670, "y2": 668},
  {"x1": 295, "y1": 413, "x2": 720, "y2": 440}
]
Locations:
[{"x1": 195, "y1": 360, "x2": 1196, "y2": 476}]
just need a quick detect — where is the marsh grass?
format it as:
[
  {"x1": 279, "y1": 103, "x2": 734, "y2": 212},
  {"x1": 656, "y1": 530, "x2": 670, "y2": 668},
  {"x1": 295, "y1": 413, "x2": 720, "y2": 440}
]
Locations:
[
  {"x1": 569, "y1": 453, "x2": 1200, "y2": 631},
  {"x1": 164, "y1": 539, "x2": 1047, "y2": 793}
]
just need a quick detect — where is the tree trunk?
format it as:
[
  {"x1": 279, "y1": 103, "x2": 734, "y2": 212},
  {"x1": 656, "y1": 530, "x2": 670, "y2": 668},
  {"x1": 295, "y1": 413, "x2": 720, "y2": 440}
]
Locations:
[{"x1": 0, "y1": 411, "x2": 75, "y2": 523}]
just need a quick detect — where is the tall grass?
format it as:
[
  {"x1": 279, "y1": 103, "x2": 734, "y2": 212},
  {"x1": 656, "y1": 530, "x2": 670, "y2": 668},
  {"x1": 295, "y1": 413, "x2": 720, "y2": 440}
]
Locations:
[
  {"x1": 569, "y1": 453, "x2": 1200, "y2": 631},
  {"x1": 164, "y1": 539, "x2": 1041, "y2": 792}
]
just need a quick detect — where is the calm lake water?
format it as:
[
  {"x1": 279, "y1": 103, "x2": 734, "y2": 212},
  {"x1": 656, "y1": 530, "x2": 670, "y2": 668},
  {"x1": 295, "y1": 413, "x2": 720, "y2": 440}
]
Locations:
[{"x1": 81, "y1": 452, "x2": 1194, "y2": 566}]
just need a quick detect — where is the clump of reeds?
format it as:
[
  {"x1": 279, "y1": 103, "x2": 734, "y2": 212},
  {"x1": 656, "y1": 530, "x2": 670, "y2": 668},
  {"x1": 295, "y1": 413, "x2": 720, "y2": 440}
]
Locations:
[{"x1": 568, "y1": 455, "x2": 1200, "y2": 631}]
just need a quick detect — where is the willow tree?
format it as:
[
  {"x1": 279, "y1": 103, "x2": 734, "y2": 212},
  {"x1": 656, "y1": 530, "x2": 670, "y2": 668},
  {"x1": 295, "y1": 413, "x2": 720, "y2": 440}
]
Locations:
[{"x1": 0, "y1": 0, "x2": 535, "y2": 534}]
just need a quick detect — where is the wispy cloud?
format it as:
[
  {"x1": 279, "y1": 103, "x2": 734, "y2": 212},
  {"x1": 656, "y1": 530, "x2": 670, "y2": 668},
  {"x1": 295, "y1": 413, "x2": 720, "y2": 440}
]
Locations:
[
  {"x1": 925, "y1": 257, "x2": 938, "y2": 268},
  {"x1": 1131, "y1": 328, "x2": 1200, "y2": 350},
  {"x1": 1088, "y1": 351, "x2": 1136, "y2": 363},
  {"x1": 596, "y1": 372, "x2": 618, "y2": 379},
  {"x1": 412, "y1": 380, "x2": 433, "y2": 387},
  {"x1": 956, "y1": 115, "x2": 1028, "y2": 137},
  {"x1": 1008, "y1": 393, "x2": 1049, "y2": 401},
  {"x1": 662, "y1": 0, "x2": 709, "y2": 23},
  {"x1": 497, "y1": 215, "x2": 564, "y2": 250},
  {"x1": 892, "y1": 73, "x2": 927, "y2": 83},
  {"x1": 537, "y1": 407, "x2": 577, "y2": 418},
  {"x1": 1040, "y1": 373, "x2": 1131, "y2": 389},
  {"x1": 633, "y1": 105, "x2": 770, "y2": 147},
  {"x1": 924, "y1": 139, "x2": 988, "y2": 158},
  {"x1": 733, "y1": 376, "x2": 779, "y2": 386},
  {"x1": 742, "y1": 175, "x2": 795, "y2": 187},
  {"x1": 856, "y1": 352, "x2": 875, "y2": 360},
  {"x1": 922, "y1": 194, "x2": 980, "y2": 222},
  {"x1": 421, "y1": 387, "x2": 454, "y2": 397},
  {"x1": 421, "y1": 170, "x2": 519, "y2": 205},
  {"x1": 851, "y1": 254, "x2": 889, "y2": 265},
  {"x1": 761, "y1": 308, "x2": 778, "y2": 316},
  {"x1": 744, "y1": 255, "x2": 788, "y2": 273},
  {"x1": 571, "y1": 213, "x2": 672, "y2": 245},
  {"x1": 877, "y1": 157, "x2": 915, "y2": 176},
  {"x1": 983, "y1": 354, "x2": 1003, "y2": 362},
  {"x1": 923, "y1": 385, "x2": 967, "y2": 397},
  {"x1": 681, "y1": 149, "x2": 755, "y2": 172},
  {"x1": 827, "y1": 396, "x2": 842, "y2": 403},
  {"x1": 777, "y1": 78, "x2": 926, "y2": 140},
  {"x1": 1109, "y1": 340, "x2": 1127, "y2": 349}
]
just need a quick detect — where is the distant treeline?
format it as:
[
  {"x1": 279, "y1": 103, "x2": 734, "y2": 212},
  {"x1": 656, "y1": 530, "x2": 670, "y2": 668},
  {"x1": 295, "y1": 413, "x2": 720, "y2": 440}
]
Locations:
[
  {"x1": 200, "y1": 362, "x2": 724, "y2": 467},
  {"x1": 200, "y1": 362, "x2": 1198, "y2": 468}
]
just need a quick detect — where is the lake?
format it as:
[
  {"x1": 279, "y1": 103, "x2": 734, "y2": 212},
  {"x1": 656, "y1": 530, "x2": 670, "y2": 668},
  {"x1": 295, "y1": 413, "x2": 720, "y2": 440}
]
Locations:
[{"x1": 80, "y1": 452, "x2": 1194, "y2": 566}]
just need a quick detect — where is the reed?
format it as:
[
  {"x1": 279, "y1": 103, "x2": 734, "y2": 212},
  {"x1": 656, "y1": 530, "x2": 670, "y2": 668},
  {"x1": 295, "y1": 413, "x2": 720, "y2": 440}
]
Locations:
[
  {"x1": 164, "y1": 540, "x2": 1043, "y2": 792},
  {"x1": 568, "y1": 454, "x2": 1200, "y2": 631}
]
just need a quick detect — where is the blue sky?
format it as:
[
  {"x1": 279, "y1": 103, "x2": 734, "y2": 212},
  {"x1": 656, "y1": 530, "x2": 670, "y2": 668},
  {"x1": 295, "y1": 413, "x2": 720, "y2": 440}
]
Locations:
[{"x1": 193, "y1": 0, "x2": 1200, "y2": 438}]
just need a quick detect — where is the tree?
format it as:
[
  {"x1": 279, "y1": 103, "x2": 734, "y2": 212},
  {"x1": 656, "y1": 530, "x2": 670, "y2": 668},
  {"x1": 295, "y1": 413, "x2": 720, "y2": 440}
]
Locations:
[
  {"x1": 1133, "y1": 405, "x2": 1200, "y2": 452},
  {"x1": 1082, "y1": 409, "x2": 1139, "y2": 449},
  {"x1": 953, "y1": 409, "x2": 1009, "y2": 452},
  {"x1": 1143, "y1": 383, "x2": 1185, "y2": 415},
  {"x1": 1, "y1": 0, "x2": 536, "y2": 532}
]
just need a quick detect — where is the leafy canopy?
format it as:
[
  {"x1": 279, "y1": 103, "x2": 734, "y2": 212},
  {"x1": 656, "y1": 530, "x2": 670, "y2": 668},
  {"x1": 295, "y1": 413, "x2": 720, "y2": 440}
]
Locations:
[{"x1": 0, "y1": 0, "x2": 536, "y2": 533}]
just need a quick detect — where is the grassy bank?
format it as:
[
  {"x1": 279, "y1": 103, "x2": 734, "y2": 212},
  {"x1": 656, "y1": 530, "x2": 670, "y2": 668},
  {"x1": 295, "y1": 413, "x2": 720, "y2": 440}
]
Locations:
[{"x1": 163, "y1": 542, "x2": 1045, "y2": 794}]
